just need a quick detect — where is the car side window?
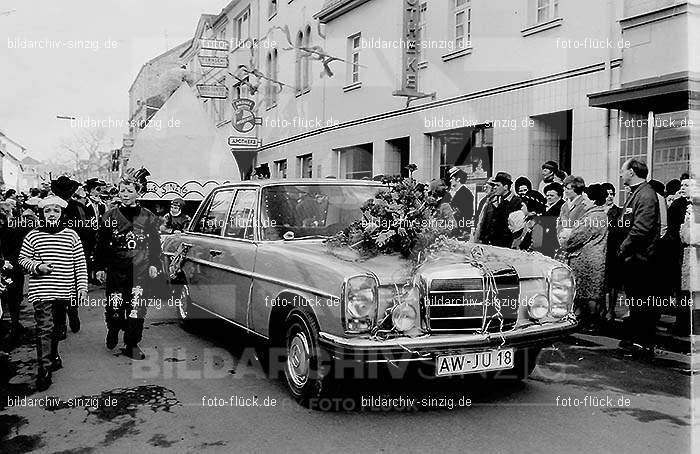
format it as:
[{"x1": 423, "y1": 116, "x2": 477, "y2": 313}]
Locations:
[
  {"x1": 192, "y1": 189, "x2": 235, "y2": 235},
  {"x1": 225, "y1": 189, "x2": 257, "y2": 240}
]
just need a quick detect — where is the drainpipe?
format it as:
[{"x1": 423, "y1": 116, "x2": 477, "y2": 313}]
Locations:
[{"x1": 604, "y1": 0, "x2": 616, "y2": 184}]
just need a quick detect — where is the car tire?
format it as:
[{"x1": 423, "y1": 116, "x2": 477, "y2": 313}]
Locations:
[
  {"x1": 283, "y1": 309, "x2": 337, "y2": 409},
  {"x1": 176, "y1": 285, "x2": 204, "y2": 332}
]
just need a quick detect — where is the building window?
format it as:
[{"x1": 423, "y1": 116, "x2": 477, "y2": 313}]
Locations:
[
  {"x1": 302, "y1": 26, "x2": 311, "y2": 90},
  {"x1": 275, "y1": 159, "x2": 288, "y2": 178},
  {"x1": 651, "y1": 110, "x2": 691, "y2": 185},
  {"x1": 269, "y1": 0, "x2": 278, "y2": 19},
  {"x1": 298, "y1": 154, "x2": 313, "y2": 178},
  {"x1": 338, "y1": 145, "x2": 373, "y2": 180},
  {"x1": 451, "y1": 0, "x2": 471, "y2": 50},
  {"x1": 266, "y1": 50, "x2": 279, "y2": 106},
  {"x1": 236, "y1": 8, "x2": 250, "y2": 46},
  {"x1": 619, "y1": 111, "x2": 648, "y2": 198},
  {"x1": 216, "y1": 20, "x2": 228, "y2": 42},
  {"x1": 347, "y1": 33, "x2": 361, "y2": 84},
  {"x1": 215, "y1": 77, "x2": 227, "y2": 123},
  {"x1": 295, "y1": 27, "x2": 313, "y2": 94},
  {"x1": 536, "y1": 0, "x2": 559, "y2": 23},
  {"x1": 417, "y1": 2, "x2": 428, "y2": 64}
]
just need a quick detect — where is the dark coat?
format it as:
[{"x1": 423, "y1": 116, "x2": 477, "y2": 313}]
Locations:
[
  {"x1": 545, "y1": 199, "x2": 564, "y2": 218},
  {"x1": 94, "y1": 205, "x2": 162, "y2": 288},
  {"x1": 450, "y1": 186, "x2": 474, "y2": 234},
  {"x1": 618, "y1": 182, "x2": 660, "y2": 294},
  {"x1": 482, "y1": 192, "x2": 522, "y2": 248},
  {"x1": 605, "y1": 204, "x2": 624, "y2": 290}
]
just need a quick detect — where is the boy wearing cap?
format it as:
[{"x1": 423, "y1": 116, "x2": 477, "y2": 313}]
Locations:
[
  {"x1": 160, "y1": 198, "x2": 191, "y2": 234},
  {"x1": 18, "y1": 196, "x2": 88, "y2": 391},
  {"x1": 94, "y1": 168, "x2": 161, "y2": 360},
  {"x1": 51, "y1": 176, "x2": 89, "y2": 334}
]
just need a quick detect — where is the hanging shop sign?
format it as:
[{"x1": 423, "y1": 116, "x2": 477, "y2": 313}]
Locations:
[
  {"x1": 196, "y1": 84, "x2": 228, "y2": 99},
  {"x1": 393, "y1": 0, "x2": 436, "y2": 105},
  {"x1": 228, "y1": 136, "x2": 262, "y2": 149},
  {"x1": 231, "y1": 98, "x2": 262, "y2": 133},
  {"x1": 198, "y1": 55, "x2": 229, "y2": 68},
  {"x1": 200, "y1": 38, "x2": 230, "y2": 51}
]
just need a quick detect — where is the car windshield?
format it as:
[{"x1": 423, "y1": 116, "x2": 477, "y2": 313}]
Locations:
[{"x1": 260, "y1": 184, "x2": 382, "y2": 240}]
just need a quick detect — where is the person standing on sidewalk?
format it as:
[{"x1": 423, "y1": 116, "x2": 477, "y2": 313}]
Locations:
[
  {"x1": 94, "y1": 168, "x2": 161, "y2": 360},
  {"x1": 18, "y1": 196, "x2": 88, "y2": 391},
  {"x1": 618, "y1": 158, "x2": 661, "y2": 356}
]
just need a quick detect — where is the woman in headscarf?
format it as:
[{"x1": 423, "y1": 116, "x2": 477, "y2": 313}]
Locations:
[{"x1": 18, "y1": 196, "x2": 88, "y2": 391}]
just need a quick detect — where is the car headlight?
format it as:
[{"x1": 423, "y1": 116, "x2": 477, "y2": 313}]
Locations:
[
  {"x1": 343, "y1": 275, "x2": 378, "y2": 333},
  {"x1": 528, "y1": 294, "x2": 549, "y2": 320},
  {"x1": 392, "y1": 286, "x2": 419, "y2": 332},
  {"x1": 549, "y1": 267, "x2": 575, "y2": 318}
]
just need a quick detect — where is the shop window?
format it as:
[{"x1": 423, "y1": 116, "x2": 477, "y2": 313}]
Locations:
[
  {"x1": 338, "y1": 144, "x2": 373, "y2": 180},
  {"x1": 436, "y1": 124, "x2": 492, "y2": 182},
  {"x1": 651, "y1": 110, "x2": 691, "y2": 185}
]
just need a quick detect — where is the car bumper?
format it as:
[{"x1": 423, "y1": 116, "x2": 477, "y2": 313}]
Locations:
[{"x1": 318, "y1": 320, "x2": 578, "y2": 363}]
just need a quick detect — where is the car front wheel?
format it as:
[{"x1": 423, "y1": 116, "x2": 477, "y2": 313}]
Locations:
[
  {"x1": 176, "y1": 285, "x2": 203, "y2": 332},
  {"x1": 283, "y1": 310, "x2": 336, "y2": 408}
]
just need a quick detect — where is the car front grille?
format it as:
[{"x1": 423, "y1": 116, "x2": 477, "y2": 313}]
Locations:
[{"x1": 426, "y1": 268, "x2": 520, "y2": 333}]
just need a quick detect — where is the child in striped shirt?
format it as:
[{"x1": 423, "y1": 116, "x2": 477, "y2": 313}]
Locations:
[{"x1": 18, "y1": 196, "x2": 88, "y2": 391}]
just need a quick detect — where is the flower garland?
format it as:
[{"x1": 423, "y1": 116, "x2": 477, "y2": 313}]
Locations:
[{"x1": 326, "y1": 165, "x2": 457, "y2": 261}]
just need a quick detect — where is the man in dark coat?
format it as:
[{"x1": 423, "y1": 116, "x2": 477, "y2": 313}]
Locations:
[
  {"x1": 51, "y1": 176, "x2": 88, "y2": 334},
  {"x1": 447, "y1": 167, "x2": 474, "y2": 237},
  {"x1": 94, "y1": 168, "x2": 162, "y2": 360},
  {"x1": 83, "y1": 178, "x2": 107, "y2": 283},
  {"x1": 618, "y1": 158, "x2": 661, "y2": 356},
  {"x1": 479, "y1": 172, "x2": 522, "y2": 248}
]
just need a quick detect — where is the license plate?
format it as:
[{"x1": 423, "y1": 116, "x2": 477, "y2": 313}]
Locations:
[{"x1": 435, "y1": 348, "x2": 514, "y2": 376}]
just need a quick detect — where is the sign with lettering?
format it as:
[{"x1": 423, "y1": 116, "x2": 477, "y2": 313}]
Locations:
[
  {"x1": 231, "y1": 98, "x2": 262, "y2": 133},
  {"x1": 200, "y1": 39, "x2": 229, "y2": 51},
  {"x1": 198, "y1": 55, "x2": 229, "y2": 68},
  {"x1": 196, "y1": 84, "x2": 228, "y2": 99},
  {"x1": 397, "y1": 0, "x2": 419, "y2": 95},
  {"x1": 228, "y1": 136, "x2": 261, "y2": 149}
]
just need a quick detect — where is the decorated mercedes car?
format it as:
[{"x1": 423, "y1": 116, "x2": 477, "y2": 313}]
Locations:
[{"x1": 161, "y1": 177, "x2": 578, "y2": 407}]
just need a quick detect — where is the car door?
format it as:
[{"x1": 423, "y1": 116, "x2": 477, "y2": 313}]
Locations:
[
  {"x1": 185, "y1": 188, "x2": 236, "y2": 314},
  {"x1": 208, "y1": 188, "x2": 258, "y2": 324}
]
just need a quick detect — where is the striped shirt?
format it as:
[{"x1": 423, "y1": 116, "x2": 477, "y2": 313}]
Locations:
[{"x1": 18, "y1": 228, "x2": 88, "y2": 303}]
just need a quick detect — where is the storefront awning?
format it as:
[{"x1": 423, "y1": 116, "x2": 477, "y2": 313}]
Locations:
[
  {"x1": 127, "y1": 82, "x2": 239, "y2": 200},
  {"x1": 588, "y1": 72, "x2": 700, "y2": 112}
]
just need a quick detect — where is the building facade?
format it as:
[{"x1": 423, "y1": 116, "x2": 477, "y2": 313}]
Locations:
[
  {"x1": 130, "y1": 0, "x2": 697, "y2": 194},
  {"x1": 245, "y1": 0, "x2": 697, "y2": 198},
  {"x1": 0, "y1": 130, "x2": 27, "y2": 191}
]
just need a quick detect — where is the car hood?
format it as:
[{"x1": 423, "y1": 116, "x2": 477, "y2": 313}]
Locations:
[{"x1": 277, "y1": 240, "x2": 561, "y2": 285}]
